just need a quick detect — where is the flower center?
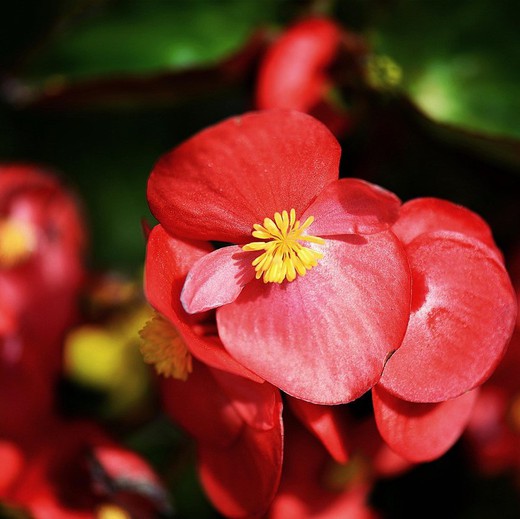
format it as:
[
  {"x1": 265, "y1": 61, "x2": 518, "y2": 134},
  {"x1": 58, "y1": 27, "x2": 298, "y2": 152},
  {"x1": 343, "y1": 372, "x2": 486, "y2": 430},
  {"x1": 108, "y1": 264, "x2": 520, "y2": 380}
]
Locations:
[
  {"x1": 0, "y1": 218, "x2": 36, "y2": 268},
  {"x1": 139, "y1": 312, "x2": 192, "y2": 380},
  {"x1": 242, "y1": 208, "x2": 325, "y2": 284}
]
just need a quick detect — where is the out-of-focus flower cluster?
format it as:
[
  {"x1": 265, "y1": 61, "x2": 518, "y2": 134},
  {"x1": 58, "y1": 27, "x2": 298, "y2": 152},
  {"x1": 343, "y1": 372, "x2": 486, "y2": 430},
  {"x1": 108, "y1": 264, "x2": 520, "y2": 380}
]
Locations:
[{"x1": 1, "y1": 13, "x2": 519, "y2": 519}]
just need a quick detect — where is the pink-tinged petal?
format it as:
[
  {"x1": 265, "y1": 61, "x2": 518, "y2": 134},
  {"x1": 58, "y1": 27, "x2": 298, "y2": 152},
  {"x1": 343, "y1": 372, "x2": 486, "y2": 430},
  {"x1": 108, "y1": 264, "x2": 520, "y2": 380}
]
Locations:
[
  {"x1": 161, "y1": 360, "x2": 243, "y2": 448},
  {"x1": 181, "y1": 246, "x2": 255, "y2": 313},
  {"x1": 380, "y1": 232, "x2": 517, "y2": 402},
  {"x1": 393, "y1": 197, "x2": 497, "y2": 249},
  {"x1": 306, "y1": 178, "x2": 401, "y2": 236},
  {"x1": 256, "y1": 18, "x2": 341, "y2": 112},
  {"x1": 287, "y1": 396, "x2": 349, "y2": 463},
  {"x1": 373, "y1": 385, "x2": 478, "y2": 462},
  {"x1": 145, "y1": 225, "x2": 262, "y2": 382},
  {"x1": 218, "y1": 231, "x2": 411, "y2": 404},
  {"x1": 147, "y1": 110, "x2": 341, "y2": 243},
  {"x1": 199, "y1": 422, "x2": 283, "y2": 519}
]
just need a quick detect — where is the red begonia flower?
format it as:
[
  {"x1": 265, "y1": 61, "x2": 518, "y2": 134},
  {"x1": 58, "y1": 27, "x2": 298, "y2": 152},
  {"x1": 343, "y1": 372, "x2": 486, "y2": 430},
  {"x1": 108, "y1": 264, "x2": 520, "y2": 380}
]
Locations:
[
  {"x1": 162, "y1": 359, "x2": 283, "y2": 519},
  {"x1": 372, "y1": 385, "x2": 479, "y2": 462},
  {"x1": 147, "y1": 110, "x2": 411, "y2": 404},
  {"x1": 256, "y1": 18, "x2": 341, "y2": 113},
  {"x1": 379, "y1": 198, "x2": 517, "y2": 403}
]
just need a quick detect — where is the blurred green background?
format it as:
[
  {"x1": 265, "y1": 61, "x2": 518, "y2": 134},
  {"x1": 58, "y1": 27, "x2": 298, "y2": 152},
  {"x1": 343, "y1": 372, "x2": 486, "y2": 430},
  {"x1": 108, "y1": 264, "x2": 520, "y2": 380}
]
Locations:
[{"x1": 1, "y1": 1, "x2": 520, "y2": 517}]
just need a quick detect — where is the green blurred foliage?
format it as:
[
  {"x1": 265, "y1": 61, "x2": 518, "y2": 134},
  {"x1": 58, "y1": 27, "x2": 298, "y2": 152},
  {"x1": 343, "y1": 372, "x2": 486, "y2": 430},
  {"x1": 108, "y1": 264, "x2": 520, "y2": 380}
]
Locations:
[
  {"x1": 369, "y1": 0, "x2": 520, "y2": 138},
  {"x1": 25, "y1": 0, "x2": 278, "y2": 80}
]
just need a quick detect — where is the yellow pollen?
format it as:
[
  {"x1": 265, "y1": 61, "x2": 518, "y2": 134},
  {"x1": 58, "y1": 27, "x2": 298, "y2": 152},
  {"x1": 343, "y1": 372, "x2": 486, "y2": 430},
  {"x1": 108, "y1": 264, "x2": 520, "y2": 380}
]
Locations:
[
  {"x1": 242, "y1": 208, "x2": 325, "y2": 284},
  {"x1": 139, "y1": 312, "x2": 192, "y2": 380},
  {"x1": 0, "y1": 219, "x2": 36, "y2": 268}
]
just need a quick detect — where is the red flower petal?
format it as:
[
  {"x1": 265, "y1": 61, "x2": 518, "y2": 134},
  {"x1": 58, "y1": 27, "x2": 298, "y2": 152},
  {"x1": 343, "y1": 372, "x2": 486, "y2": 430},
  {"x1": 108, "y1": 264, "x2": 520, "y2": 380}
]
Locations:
[
  {"x1": 256, "y1": 18, "x2": 341, "y2": 112},
  {"x1": 181, "y1": 246, "x2": 255, "y2": 313},
  {"x1": 145, "y1": 225, "x2": 261, "y2": 381},
  {"x1": 287, "y1": 396, "x2": 349, "y2": 463},
  {"x1": 147, "y1": 110, "x2": 340, "y2": 243},
  {"x1": 372, "y1": 385, "x2": 478, "y2": 462},
  {"x1": 217, "y1": 231, "x2": 411, "y2": 404},
  {"x1": 199, "y1": 420, "x2": 283, "y2": 519},
  {"x1": 306, "y1": 178, "x2": 401, "y2": 236},
  {"x1": 212, "y1": 369, "x2": 282, "y2": 431},
  {"x1": 393, "y1": 197, "x2": 497, "y2": 249},
  {"x1": 163, "y1": 360, "x2": 283, "y2": 519},
  {"x1": 379, "y1": 232, "x2": 517, "y2": 402},
  {"x1": 162, "y1": 361, "x2": 243, "y2": 448}
]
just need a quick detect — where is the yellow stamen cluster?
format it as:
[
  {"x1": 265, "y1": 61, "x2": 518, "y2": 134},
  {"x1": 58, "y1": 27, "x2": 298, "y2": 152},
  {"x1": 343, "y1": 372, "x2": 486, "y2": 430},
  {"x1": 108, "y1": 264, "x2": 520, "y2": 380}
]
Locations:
[
  {"x1": 0, "y1": 219, "x2": 36, "y2": 268},
  {"x1": 243, "y1": 209, "x2": 325, "y2": 284},
  {"x1": 97, "y1": 505, "x2": 131, "y2": 519},
  {"x1": 139, "y1": 313, "x2": 192, "y2": 380}
]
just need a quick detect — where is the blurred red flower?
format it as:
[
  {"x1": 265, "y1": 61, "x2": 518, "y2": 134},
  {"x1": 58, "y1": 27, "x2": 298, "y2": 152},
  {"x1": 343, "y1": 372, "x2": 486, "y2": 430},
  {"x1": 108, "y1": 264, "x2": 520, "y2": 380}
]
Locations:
[
  {"x1": 255, "y1": 17, "x2": 356, "y2": 137},
  {"x1": 0, "y1": 164, "x2": 86, "y2": 440},
  {"x1": 1, "y1": 418, "x2": 170, "y2": 519}
]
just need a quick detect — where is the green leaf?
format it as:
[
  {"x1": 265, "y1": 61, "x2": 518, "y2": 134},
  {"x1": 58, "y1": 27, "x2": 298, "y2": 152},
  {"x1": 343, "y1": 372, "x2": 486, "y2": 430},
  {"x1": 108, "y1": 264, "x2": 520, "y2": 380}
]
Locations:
[
  {"x1": 26, "y1": 0, "x2": 277, "y2": 80},
  {"x1": 369, "y1": 0, "x2": 520, "y2": 138}
]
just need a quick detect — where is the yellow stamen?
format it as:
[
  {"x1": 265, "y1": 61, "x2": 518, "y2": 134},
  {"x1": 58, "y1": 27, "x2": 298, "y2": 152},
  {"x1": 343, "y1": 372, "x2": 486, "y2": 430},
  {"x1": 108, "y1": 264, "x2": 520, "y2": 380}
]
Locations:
[
  {"x1": 243, "y1": 209, "x2": 325, "y2": 284},
  {"x1": 97, "y1": 505, "x2": 131, "y2": 519},
  {"x1": 139, "y1": 312, "x2": 192, "y2": 380},
  {"x1": 0, "y1": 219, "x2": 36, "y2": 268}
]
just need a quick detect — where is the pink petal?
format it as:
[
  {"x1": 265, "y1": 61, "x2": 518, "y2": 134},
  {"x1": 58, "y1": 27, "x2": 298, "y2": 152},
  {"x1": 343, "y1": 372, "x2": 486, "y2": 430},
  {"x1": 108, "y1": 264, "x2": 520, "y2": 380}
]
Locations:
[
  {"x1": 145, "y1": 225, "x2": 262, "y2": 381},
  {"x1": 287, "y1": 396, "x2": 349, "y2": 463},
  {"x1": 393, "y1": 197, "x2": 497, "y2": 249},
  {"x1": 379, "y1": 231, "x2": 517, "y2": 402},
  {"x1": 306, "y1": 178, "x2": 401, "y2": 236},
  {"x1": 217, "y1": 231, "x2": 411, "y2": 404},
  {"x1": 373, "y1": 385, "x2": 478, "y2": 462},
  {"x1": 181, "y1": 246, "x2": 255, "y2": 313},
  {"x1": 147, "y1": 110, "x2": 341, "y2": 243}
]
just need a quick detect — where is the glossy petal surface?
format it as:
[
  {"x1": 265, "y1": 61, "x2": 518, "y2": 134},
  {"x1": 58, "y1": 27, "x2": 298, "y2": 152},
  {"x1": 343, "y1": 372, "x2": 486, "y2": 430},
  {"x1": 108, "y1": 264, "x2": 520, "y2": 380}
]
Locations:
[
  {"x1": 393, "y1": 197, "x2": 497, "y2": 249},
  {"x1": 218, "y1": 231, "x2": 411, "y2": 404},
  {"x1": 306, "y1": 178, "x2": 400, "y2": 236},
  {"x1": 380, "y1": 231, "x2": 517, "y2": 402},
  {"x1": 181, "y1": 246, "x2": 255, "y2": 313},
  {"x1": 373, "y1": 385, "x2": 478, "y2": 462},
  {"x1": 147, "y1": 110, "x2": 340, "y2": 243}
]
